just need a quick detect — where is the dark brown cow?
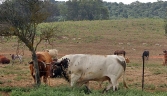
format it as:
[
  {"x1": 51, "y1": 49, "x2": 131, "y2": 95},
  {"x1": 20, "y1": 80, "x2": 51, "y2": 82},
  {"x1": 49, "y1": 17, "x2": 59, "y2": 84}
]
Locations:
[
  {"x1": 142, "y1": 50, "x2": 149, "y2": 60},
  {"x1": 114, "y1": 50, "x2": 126, "y2": 57},
  {"x1": 29, "y1": 52, "x2": 52, "y2": 84},
  {"x1": 0, "y1": 55, "x2": 10, "y2": 64}
]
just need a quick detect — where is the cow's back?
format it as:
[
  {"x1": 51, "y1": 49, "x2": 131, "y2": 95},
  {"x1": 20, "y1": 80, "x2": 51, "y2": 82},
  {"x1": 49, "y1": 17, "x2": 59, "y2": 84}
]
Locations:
[
  {"x1": 61, "y1": 54, "x2": 126, "y2": 79},
  {"x1": 0, "y1": 55, "x2": 10, "y2": 64},
  {"x1": 36, "y1": 52, "x2": 52, "y2": 64},
  {"x1": 62, "y1": 54, "x2": 125, "y2": 65},
  {"x1": 45, "y1": 49, "x2": 58, "y2": 59}
]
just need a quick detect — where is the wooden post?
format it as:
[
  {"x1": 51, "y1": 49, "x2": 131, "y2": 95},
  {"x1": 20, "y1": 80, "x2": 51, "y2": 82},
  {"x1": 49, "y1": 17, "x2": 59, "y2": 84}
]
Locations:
[{"x1": 142, "y1": 55, "x2": 145, "y2": 91}]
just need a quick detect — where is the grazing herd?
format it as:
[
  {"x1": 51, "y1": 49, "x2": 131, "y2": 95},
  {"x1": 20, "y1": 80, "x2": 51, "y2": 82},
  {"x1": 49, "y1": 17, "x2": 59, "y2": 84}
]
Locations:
[
  {"x1": 26, "y1": 49, "x2": 129, "y2": 92},
  {"x1": 1, "y1": 49, "x2": 167, "y2": 93},
  {"x1": 28, "y1": 49, "x2": 130, "y2": 92}
]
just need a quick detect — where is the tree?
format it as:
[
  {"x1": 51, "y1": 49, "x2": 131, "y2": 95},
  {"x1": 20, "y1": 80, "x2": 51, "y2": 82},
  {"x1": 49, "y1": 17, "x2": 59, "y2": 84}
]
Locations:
[
  {"x1": 164, "y1": 19, "x2": 167, "y2": 35},
  {"x1": 0, "y1": 0, "x2": 57, "y2": 86},
  {"x1": 66, "y1": 0, "x2": 109, "y2": 20}
]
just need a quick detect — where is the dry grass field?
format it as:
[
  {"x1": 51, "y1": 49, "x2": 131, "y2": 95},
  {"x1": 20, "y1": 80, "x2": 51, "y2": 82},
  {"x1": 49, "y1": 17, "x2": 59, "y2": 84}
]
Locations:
[{"x1": 0, "y1": 19, "x2": 167, "y2": 95}]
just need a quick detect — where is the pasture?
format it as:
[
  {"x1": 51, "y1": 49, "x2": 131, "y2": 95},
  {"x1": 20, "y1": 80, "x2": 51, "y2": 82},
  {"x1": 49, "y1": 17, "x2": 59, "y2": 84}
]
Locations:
[{"x1": 1, "y1": 18, "x2": 167, "y2": 95}]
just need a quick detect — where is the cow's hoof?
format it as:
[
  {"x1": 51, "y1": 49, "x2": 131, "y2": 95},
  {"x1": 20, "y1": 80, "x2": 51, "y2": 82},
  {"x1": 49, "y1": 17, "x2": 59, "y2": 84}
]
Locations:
[
  {"x1": 84, "y1": 86, "x2": 91, "y2": 94},
  {"x1": 102, "y1": 88, "x2": 108, "y2": 94},
  {"x1": 115, "y1": 87, "x2": 119, "y2": 91}
]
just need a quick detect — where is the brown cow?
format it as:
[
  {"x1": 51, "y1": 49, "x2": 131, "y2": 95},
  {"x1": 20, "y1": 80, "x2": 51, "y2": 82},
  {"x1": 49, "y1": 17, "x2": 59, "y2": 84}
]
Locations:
[
  {"x1": 114, "y1": 50, "x2": 126, "y2": 57},
  {"x1": 159, "y1": 50, "x2": 167, "y2": 66},
  {"x1": 0, "y1": 55, "x2": 10, "y2": 64},
  {"x1": 125, "y1": 58, "x2": 130, "y2": 63},
  {"x1": 163, "y1": 50, "x2": 167, "y2": 66},
  {"x1": 29, "y1": 52, "x2": 52, "y2": 84}
]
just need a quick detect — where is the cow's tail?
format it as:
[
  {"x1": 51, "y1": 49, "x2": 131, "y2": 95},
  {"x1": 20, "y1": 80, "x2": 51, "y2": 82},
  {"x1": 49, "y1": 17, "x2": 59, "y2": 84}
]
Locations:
[
  {"x1": 116, "y1": 57, "x2": 128, "y2": 89},
  {"x1": 120, "y1": 60, "x2": 128, "y2": 89},
  {"x1": 117, "y1": 57, "x2": 126, "y2": 71},
  {"x1": 122, "y1": 71, "x2": 128, "y2": 89}
]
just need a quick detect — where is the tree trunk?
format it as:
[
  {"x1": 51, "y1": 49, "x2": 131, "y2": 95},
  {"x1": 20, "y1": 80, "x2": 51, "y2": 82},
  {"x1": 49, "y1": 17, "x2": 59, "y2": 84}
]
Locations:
[{"x1": 31, "y1": 50, "x2": 41, "y2": 86}]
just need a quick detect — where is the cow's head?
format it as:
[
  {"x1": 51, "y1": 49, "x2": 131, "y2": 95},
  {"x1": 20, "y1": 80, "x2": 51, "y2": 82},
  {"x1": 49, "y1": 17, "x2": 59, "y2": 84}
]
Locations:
[
  {"x1": 60, "y1": 58, "x2": 69, "y2": 69},
  {"x1": 50, "y1": 58, "x2": 70, "y2": 82},
  {"x1": 163, "y1": 50, "x2": 167, "y2": 53},
  {"x1": 28, "y1": 60, "x2": 49, "y2": 77},
  {"x1": 28, "y1": 60, "x2": 46, "y2": 69},
  {"x1": 50, "y1": 62, "x2": 62, "y2": 78}
]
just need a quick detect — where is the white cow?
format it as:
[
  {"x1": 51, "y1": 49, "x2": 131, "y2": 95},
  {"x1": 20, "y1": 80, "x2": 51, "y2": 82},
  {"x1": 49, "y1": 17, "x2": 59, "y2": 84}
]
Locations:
[
  {"x1": 44, "y1": 49, "x2": 58, "y2": 60},
  {"x1": 10, "y1": 54, "x2": 23, "y2": 64},
  {"x1": 57, "y1": 54, "x2": 128, "y2": 92}
]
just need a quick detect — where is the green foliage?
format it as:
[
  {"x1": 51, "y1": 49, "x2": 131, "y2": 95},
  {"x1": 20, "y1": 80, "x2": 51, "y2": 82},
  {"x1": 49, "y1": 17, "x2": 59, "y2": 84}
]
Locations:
[
  {"x1": 2, "y1": 0, "x2": 166, "y2": 22},
  {"x1": 4, "y1": 85, "x2": 167, "y2": 96},
  {"x1": 37, "y1": 1, "x2": 167, "y2": 21},
  {"x1": 59, "y1": 0, "x2": 109, "y2": 21},
  {"x1": 164, "y1": 19, "x2": 167, "y2": 36},
  {"x1": 57, "y1": 1, "x2": 167, "y2": 21}
]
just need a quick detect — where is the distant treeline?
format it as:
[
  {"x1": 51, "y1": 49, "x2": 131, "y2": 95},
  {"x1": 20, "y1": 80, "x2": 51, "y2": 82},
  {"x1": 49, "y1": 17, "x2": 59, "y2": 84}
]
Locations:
[
  {"x1": 1, "y1": 0, "x2": 167, "y2": 22},
  {"x1": 48, "y1": 0, "x2": 167, "y2": 21},
  {"x1": 104, "y1": 1, "x2": 167, "y2": 19}
]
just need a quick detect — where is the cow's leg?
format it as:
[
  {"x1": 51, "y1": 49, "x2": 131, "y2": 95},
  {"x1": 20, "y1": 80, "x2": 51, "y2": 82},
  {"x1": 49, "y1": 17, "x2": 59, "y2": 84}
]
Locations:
[
  {"x1": 102, "y1": 82, "x2": 112, "y2": 93},
  {"x1": 29, "y1": 64, "x2": 35, "y2": 83},
  {"x1": 102, "y1": 79, "x2": 113, "y2": 93},
  {"x1": 110, "y1": 77, "x2": 118, "y2": 91},
  {"x1": 147, "y1": 56, "x2": 149, "y2": 60},
  {"x1": 19, "y1": 57, "x2": 22, "y2": 64},
  {"x1": 163, "y1": 58, "x2": 165, "y2": 65},
  {"x1": 12, "y1": 59, "x2": 14, "y2": 65},
  {"x1": 98, "y1": 81, "x2": 103, "y2": 88},
  {"x1": 103, "y1": 76, "x2": 118, "y2": 93},
  {"x1": 70, "y1": 73, "x2": 81, "y2": 87},
  {"x1": 164, "y1": 58, "x2": 167, "y2": 66},
  {"x1": 84, "y1": 82, "x2": 91, "y2": 94},
  {"x1": 43, "y1": 76, "x2": 47, "y2": 84}
]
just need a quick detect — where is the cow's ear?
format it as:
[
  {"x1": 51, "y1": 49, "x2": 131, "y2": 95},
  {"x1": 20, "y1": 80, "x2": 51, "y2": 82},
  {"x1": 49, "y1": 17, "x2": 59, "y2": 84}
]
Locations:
[
  {"x1": 28, "y1": 61, "x2": 33, "y2": 64},
  {"x1": 67, "y1": 58, "x2": 70, "y2": 62}
]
